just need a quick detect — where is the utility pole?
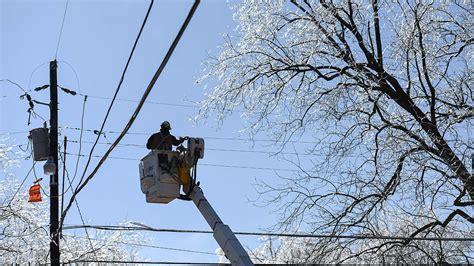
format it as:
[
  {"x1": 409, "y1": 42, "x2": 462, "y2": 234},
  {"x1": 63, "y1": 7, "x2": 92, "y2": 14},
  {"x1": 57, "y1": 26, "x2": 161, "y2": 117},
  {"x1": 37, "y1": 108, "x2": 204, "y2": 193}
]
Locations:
[{"x1": 49, "y1": 60, "x2": 60, "y2": 265}]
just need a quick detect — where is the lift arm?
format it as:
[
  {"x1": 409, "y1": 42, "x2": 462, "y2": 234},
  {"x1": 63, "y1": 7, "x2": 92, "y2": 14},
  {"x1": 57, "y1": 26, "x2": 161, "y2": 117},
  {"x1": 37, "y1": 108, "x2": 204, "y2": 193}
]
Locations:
[
  {"x1": 139, "y1": 138, "x2": 254, "y2": 264},
  {"x1": 190, "y1": 186, "x2": 254, "y2": 266}
]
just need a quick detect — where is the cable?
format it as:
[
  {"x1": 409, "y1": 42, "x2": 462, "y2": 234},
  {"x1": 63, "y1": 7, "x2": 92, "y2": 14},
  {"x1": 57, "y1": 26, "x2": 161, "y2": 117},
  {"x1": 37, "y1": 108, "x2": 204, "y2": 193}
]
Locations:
[
  {"x1": 64, "y1": 234, "x2": 216, "y2": 255},
  {"x1": 73, "y1": 0, "x2": 154, "y2": 196},
  {"x1": 63, "y1": 151, "x2": 299, "y2": 172},
  {"x1": 0, "y1": 130, "x2": 29, "y2": 135},
  {"x1": 28, "y1": 62, "x2": 49, "y2": 92},
  {"x1": 10, "y1": 151, "x2": 300, "y2": 172},
  {"x1": 64, "y1": 139, "x2": 311, "y2": 156},
  {"x1": 200, "y1": 163, "x2": 298, "y2": 172},
  {"x1": 58, "y1": 139, "x2": 98, "y2": 261},
  {"x1": 72, "y1": 192, "x2": 98, "y2": 261},
  {"x1": 62, "y1": 224, "x2": 474, "y2": 242},
  {"x1": 61, "y1": 126, "x2": 319, "y2": 144},
  {"x1": 4, "y1": 163, "x2": 35, "y2": 206},
  {"x1": 55, "y1": 0, "x2": 69, "y2": 59},
  {"x1": 0, "y1": 79, "x2": 46, "y2": 124},
  {"x1": 0, "y1": 79, "x2": 27, "y2": 92},
  {"x1": 63, "y1": 260, "x2": 214, "y2": 265},
  {"x1": 60, "y1": 0, "x2": 200, "y2": 233},
  {"x1": 79, "y1": 93, "x2": 198, "y2": 108},
  {"x1": 6, "y1": 128, "x2": 305, "y2": 148},
  {"x1": 71, "y1": 96, "x2": 87, "y2": 185},
  {"x1": 31, "y1": 154, "x2": 49, "y2": 197},
  {"x1": 0, "y1": 92, "x2": 197, "y2": 109},
  {"x1": 12, "y1": 140, "x2": 312, "y2": 157},
  {"x1": 60, "y1": 1, "x2": 155, "y2": 241},
  {"x1": 58, "y1": 60, "x2": 82, "y2": 94}
]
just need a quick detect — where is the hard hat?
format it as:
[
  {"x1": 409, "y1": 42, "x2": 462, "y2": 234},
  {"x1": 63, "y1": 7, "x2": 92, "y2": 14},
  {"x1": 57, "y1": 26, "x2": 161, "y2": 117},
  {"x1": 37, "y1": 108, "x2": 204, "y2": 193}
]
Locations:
[{"x1": 161, "y1": 121, "x2": 171, "y2": 129}]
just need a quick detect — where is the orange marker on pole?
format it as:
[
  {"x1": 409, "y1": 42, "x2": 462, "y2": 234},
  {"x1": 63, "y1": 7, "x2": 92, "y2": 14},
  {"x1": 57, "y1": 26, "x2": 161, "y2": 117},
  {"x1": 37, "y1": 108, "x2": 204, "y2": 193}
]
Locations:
[{"x1": 28, "y1": 184, "x2": 42, "y2": 203}]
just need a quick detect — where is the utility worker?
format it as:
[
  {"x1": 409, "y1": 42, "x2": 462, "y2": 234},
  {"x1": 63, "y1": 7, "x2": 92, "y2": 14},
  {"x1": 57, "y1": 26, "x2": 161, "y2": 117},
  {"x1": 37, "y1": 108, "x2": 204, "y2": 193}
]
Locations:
[{"x1": 146, "y1": 121, "x2": 185, "y2": 171}]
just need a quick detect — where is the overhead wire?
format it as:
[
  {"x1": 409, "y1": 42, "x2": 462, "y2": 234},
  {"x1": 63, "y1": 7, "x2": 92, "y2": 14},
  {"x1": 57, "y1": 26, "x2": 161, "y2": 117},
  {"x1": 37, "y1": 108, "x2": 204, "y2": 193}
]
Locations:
[
  {"x1": 0, "y1": 78, "x2": 47, "y2": 124},
  {"x1": 57, "y1": 60, "x2": 82, "y2": 94},
  {"x1": 27, "y1": 62, "x2": 50, "y2": 92},
  {"x1": 29, "y1": 154, "x2": 51, "y2": 198},
  {"x1": 61, "y1": 126, "x2": 319, "y2": 144},
  {"x1": 78, "y1": 93, "x2": 198, "y2": 109},
  {"x1": 60, "y1": 0, "x2": 200, "y2": 233},
  {"x1": 6, "y1": 149, "x2": 302, "y2": 173},
  {"x1": 7, "y1": 143, "x2": 303, "y2": 172},
  {"x1": 0, "y1": 92, "x2": 197, "y2": 109},
  {"x1": 73, "y1": 0, "x2": 154, "y2": 197},
  {"x1": 8, "y1": 139, "x2": 316, "y2": 157},
  {"x1": 63, "y1": 234, "x2": 216, "y2": 256},
  {"x1": 64, "y1": 260, "x2": 214, "y2": 265},
  {"x1": 0, "y1": 130, "x2": 29, "y2": 135},
  {"x1": 63, "y1": 151, "x2": 299, "y2": 172},
  {"x1": 71, "y1": 95, "x2": 87, "y2": 185},
  {"x1": 55, "y1": 0, "x2": 69, "y2": 59},
  {"x1": 58, "y1": 141, "x2": 98, "y2": 261},
  {"x1": 0, "y1": 79, "x2": 27, "y2": 92},
  {"x1": 4, "y1": 162, "x2": 35, "y2": 207},
  {"x1": 1, "y1": 128, "x2": 319, "y2": 146},
  {"x1": 64, "y1": 139, "x2": 310, "y2": 156},
  {"x1": 62, "y1": 224, "x2": 474, "y2": 242}
]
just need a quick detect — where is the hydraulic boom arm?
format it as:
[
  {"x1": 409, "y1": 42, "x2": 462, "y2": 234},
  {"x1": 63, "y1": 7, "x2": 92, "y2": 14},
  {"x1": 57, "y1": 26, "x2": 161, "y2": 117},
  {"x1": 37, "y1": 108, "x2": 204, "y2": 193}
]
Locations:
[
  {"x1": 139, "y1": 137, "x2": 254, "y2": 265},
  {"x1": 190, "y1": 186, "x2": 253, "y2": 265}
]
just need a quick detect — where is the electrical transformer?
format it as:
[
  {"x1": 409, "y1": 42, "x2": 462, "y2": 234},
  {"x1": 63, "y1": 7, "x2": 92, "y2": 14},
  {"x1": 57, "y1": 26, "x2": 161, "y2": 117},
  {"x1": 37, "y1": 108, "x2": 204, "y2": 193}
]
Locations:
[{"x1": 29, "y1": 127, "x2": 49, "y2": 161}]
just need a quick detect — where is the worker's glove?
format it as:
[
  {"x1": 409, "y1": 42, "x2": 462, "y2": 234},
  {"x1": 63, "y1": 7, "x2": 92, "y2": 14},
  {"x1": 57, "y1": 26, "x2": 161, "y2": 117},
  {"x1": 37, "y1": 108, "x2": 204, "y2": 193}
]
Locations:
[{"x1": 179, "y1": 136, "x2": 189, "y2": 141}]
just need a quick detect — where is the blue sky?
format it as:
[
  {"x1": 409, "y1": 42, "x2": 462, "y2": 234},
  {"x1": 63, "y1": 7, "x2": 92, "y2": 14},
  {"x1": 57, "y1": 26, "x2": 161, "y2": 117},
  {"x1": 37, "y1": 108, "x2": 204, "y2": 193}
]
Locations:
[{"x1": 0, "y1": 0, "x2": 306, "y2": 262}]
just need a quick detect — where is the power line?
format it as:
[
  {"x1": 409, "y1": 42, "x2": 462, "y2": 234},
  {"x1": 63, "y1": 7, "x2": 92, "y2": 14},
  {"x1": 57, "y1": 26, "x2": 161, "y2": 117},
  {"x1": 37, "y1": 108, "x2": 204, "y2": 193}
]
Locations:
[
  {"x1": 63, "y1": 151, "x2": 299, "y2": 172},
  {"x1": 79, "y1": 93, "x2": 198, "y2": 109},
  {"x1": 4, "y1": 162, "x2": 35, "y2": 207},
  {"x1": 64, "y1": 234, "x2": 216, "y2": 256},
  {"x1": 31, "y1": 152, "x2": 50, "y2": 197},
  {"x1": 62, "y1": 224, "x2": 474, "y2": 242},
  {"x1": 1, "y1": 90, "x2": 227, "y2": 112},
  {"x1": 28, "y1": 62, "x2": 49, "y2": 92},
  {"x1": 7, "y1": 152, "x2": 301, "y2": 172},
  {"x1": 0, "y1": 91, "x2": 198, "y2": 109},
  {"x1": 63, "y1": 260, "x2": 215, "y2": 265},
  {"x1": 10, "y1": 140, "x2": 312, "y2": 157},
  {"x1": 71, "y1": 96, "x2": 87, "y2": 185},
  {"x1": 69, "y1": 0, "x2": 155, "y2": 221},
  {"x1": 200, "y1": 163, "x2": 298, "y2": 172},
  {"x1": 0, "y1": 79, "x2": 27, "y2": 92},
  {"x1": 80, "y1": 93, "x2": 246, "y2": 113},
  {"x1": 58, "y1": 142, "x2": 98, "y2": 261},
  {"x1": 58, "y1": 60, "x2": 82, "y2": 94},
  {"x1": 0, "y1": 131, "x2": 29, "y2": 135},
  {"x1": 55, "y1": 0, "x2": 69, "y2": 59},
  {"x1": 61, "y1": 126, "x2": 319, "y2": 144},
  {"x1": 63, "y1": 139, "x2": 311, "y2": 156},
  {"x1": 0, "y1": 78, "x2": 48, "y2": 125},
  {"x1": 60, "y1": 0, "x2": 200, "y2": 234},
  {"x1": 2, "y1": 128, "x2": 319, "y2": 145}
]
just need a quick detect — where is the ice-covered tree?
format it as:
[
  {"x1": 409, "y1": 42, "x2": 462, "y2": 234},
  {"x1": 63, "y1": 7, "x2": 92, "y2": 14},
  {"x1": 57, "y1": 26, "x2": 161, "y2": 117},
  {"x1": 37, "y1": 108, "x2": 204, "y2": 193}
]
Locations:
[
  {"x1": 250, "y1": 212, "x2": 472, "y2": 263},
  {"x1": 199, "y1": 0, "x2": 473, "y2": 262},
  {"x1": 0, "y1": 137, "x2": 148, "y2": 263}
]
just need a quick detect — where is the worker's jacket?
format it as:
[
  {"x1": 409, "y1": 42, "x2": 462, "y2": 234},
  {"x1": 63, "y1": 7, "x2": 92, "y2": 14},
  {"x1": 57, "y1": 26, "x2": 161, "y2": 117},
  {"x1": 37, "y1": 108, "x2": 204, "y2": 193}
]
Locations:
[{"x1": 146, "y1": 131, "x2": 182, "y2": 151}]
